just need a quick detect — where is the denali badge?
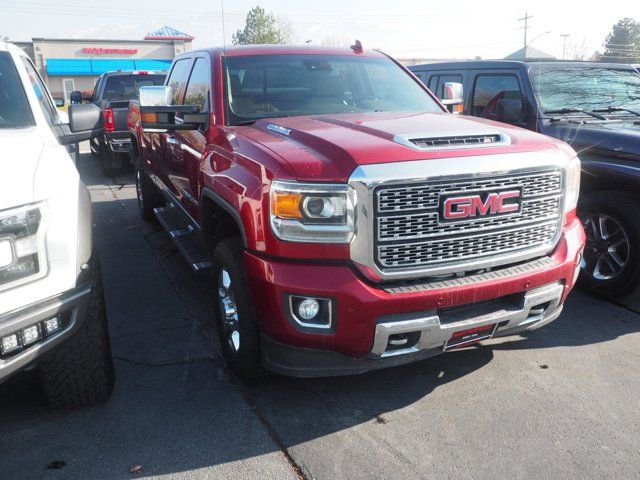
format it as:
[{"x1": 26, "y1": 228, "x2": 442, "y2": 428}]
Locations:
[{"x1": 440, "y1": 189, "x2": 521, "y2": 221}]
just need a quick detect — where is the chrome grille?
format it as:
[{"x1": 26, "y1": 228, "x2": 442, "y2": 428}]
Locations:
[{"x1": 374, "y1": 170, "x2": 563, "y2": 270}]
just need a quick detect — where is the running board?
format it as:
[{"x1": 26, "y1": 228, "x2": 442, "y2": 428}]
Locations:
[{"x1": 154, "y1": 206, "x2": 212, "y2": 271}]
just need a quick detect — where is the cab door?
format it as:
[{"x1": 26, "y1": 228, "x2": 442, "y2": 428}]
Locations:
[{"x1": 164, "y1": 55, "x2": 212, "y2": 221}]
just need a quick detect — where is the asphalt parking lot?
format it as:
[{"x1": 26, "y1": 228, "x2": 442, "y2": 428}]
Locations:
[{"x1": 1, "y1": 151, "x2": 640, "y2": 480}]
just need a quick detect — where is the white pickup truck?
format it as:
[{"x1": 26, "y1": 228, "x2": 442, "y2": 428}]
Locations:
[{"x1": 0, "y1": 42, "x2": 114, "y2": 408}]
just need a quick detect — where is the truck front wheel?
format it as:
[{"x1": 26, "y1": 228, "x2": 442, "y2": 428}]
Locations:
[
  {"x1": 213, "y1": 238, "x2": 263, "y2": 380},
  {"x1": 578, "y1": 192, "x2": 640, "y2": 298},
  {"x1": 38, "y1": 258, "x2": 115, "y2": 408}
]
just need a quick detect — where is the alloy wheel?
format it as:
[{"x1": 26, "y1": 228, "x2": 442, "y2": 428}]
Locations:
[
  {"x1": 581, "y1": 213, "x2": 630, "y2": 280},
  {"x1": 218, "y1": 268, "x2": 240, "y2": 352}
]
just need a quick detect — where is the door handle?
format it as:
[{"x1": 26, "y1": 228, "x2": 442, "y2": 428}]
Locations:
[{"x1": 166, "y1": 135, "x2": 179, "y2": 145}]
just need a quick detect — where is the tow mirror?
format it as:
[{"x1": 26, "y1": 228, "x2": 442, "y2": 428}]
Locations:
[
  {"x1": 441, "y1": 82, "x2": 464, "y2": 113},
  {"x1": 56, "y1": 104, "x2": 104, "y2": 145},
  {"x1": 53, "y1": 97, "x2": 65, "y2": 108},
  {"x1": 496, "y1": 99, "x2": 524, "y2": 124},
  {"x1": 139, "y1": 86, "x2": 207, "y2": 131},
  {"x1": 70, "y1": 91, "x2": 83, "y2": 104}
]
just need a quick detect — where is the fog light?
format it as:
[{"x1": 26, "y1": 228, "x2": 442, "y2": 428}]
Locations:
[
  {"x1": 22, "y1": 324, "x2": 42, "y2": 346},
  {"x1": 1, "y1": 333, "x2": 20, "y2": 355},
  {"x1": 298, "y1": 298, "x2": 320, "y2": 320},
  {"x1": 44, "y1": 317, "x2": 61, "y2": 335}
]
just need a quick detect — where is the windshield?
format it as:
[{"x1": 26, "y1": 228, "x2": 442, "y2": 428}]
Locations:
[
  {"x1": 103, "y1": 74, "x2": 166, "y2": 101},
  {"x1": 224, "y1": 54, "x2": 441, "y2": 125},
  {"x1": 0, "y1": 52, "x2": 35, "y2": 128},
  {"x1": 529, "y1": 66, "x2": 640, "y2": 113}
]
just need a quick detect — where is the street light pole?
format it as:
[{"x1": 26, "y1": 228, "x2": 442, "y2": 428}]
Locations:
[{"x1": 561, "y1": 34, "x2": 570, "y2": 60}]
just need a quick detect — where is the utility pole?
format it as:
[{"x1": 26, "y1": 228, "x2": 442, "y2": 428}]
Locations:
[
  {"x1": 518, "y1": 11, "x2": 533, "y2": 47},
  {"x1": 561, "y1": 34, "x2": 570, "y2": 60}
]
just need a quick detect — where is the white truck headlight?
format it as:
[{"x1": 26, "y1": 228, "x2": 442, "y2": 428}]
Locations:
[
  {"x1": 270, "y1": 180, "x2": 356, "y2": 243},
  {"x1": 564, "y1": 156, "x2": 581, "y2": 216},
  {"x1": 0, "y1": 204, "x2": 47, "y2": 289}
]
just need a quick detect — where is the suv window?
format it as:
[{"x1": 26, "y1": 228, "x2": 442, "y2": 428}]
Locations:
[
  {"x1": 472, "y1": 74, "x2": 522, "y2": 119},
  {"x1": 430, "y1": 74, "x2": 463, "y2": 99},
  {"x1": 183, "y1": 58, "x2": 210, "y2": 112},
  {"x1": 0, "y1": 52, "x2": 34, "y2": 128},
  {"x1": 166, "y1": 59, "x2": 192, "y2": 105},
  {"x1": 21, "y1": 57, "x2": 58, "y2": 125},
  {"x1": 102, "y1": 74, "x2": 165, "y2": 102}
]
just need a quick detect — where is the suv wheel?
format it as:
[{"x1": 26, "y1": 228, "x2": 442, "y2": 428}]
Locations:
[
  {"x1": 38, "y1": 258, "x2": 115, "y2": 408},
  {"x1": 213, "y1": 238, "x2": 263, "y2": 380},
  {"x1": 135, "y1": 160, "x2": 163, "y2": 222},
  {"x1": 578, "y1": 192, "x2": 640, "y2": 298}
]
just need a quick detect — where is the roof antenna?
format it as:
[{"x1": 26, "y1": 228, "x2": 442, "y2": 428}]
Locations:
[{"x1": 350, "y1": 39, "x2": 363, "y2": 54}]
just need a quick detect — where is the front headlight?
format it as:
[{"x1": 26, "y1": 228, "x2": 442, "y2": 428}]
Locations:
[
  {"x1": 564, "y1": 156, "x2": 581, "y2": 215},
  {"x1": 270, "y1": 180, "x2": 356, "y2": 243},
  {"x1": 0, "y1": 204, "x2": 47, "y2": 290}
]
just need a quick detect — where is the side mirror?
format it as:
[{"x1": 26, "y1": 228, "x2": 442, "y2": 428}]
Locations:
[
  {"x1": 496, "y1": 99, "x2": 524, "y2": 124},
  {"x1": 57, "y1": 104, "x2": 104, "y2": 145},
  {"x1": 440, "y1": 82, "x2": 464, "y2": 113},
  {"x1": 139, "y1": 85, "x2": 207, "y2": 131},
  {"x1": 70, "y1": 91, "x2": 83, "y2": 104},
  {"x1": 54, "y1": 98, "x2": 65, "y2": 108}
]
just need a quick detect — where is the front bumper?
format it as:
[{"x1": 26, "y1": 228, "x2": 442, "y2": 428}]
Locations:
[
  {"x1": 245, "y1": 218, "x2": 585, "y2": 377},
  {"x1": 0, "y1": 286, "x2": 91, "y2": 382}
]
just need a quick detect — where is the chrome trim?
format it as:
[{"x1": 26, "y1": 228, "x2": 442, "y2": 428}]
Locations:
[
  {"x1": 288, "y1": 295, "x2": 333, "y2": 330},
  {"x1": 348, "y1": 150, "x2": 570, "y2": 282},
  {"x1": 370, "y1": 282, "x2": 563, "y2": 358},
  {"x1": 393, "y1": 131, "x2": 511, "y2": 151}
]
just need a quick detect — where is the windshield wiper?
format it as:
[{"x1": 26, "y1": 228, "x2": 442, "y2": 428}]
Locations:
[
  {"x1": 592, "y1": 106, "x2": 640, "y2": 117},
  {"x1": 544, "y1": 108, "x2": 608, "y2": 120}
]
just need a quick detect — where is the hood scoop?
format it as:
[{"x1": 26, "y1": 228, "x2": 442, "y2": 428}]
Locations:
[{"x1": 395, "y1": 131, "x2": 509, "y2": 151}]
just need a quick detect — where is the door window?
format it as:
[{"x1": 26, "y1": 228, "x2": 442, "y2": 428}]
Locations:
[
  {"x1": 183, "y1": 58, "x2": 211, "y2": 112},
  {"x1": 434, "y1": 74, "x2": 463, "y2": 99},
  {"x1": 472, "y1": 74, "x2": 522, "y2": 119},
  {"x1": 166, "y1": 58, "x2": 192, "y2": 105},
  {"x1": 21, "y1": 58, "x2": 58, "y2": 125}
]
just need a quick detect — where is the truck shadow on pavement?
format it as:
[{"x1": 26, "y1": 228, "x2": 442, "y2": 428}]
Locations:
[{"x1": 1, "y1": 157, "x2": 639, "y2": 479}]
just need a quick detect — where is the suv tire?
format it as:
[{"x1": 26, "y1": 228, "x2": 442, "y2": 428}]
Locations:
[
  {"x1": 213, "y1": 238, "x2": 263, "y2": 380},
  {"x1": 578, "y1": 191, "x2": 640, "y2": 298},
  {"x1": 135, "y1": 158, "x2": 163, "y2": 222},
  {"x1": 38, "y1": 258, "x2": 115, "y2": 408}
]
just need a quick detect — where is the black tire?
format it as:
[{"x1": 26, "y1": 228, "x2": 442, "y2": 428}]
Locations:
[
  {"x1": 213, "y1": 238, "x2": 263, "y2": 380},
  {"x1": 38, "y1": 258, "x2": 115, "y2": 409},
  {"x1": 577, "y1": 191, "x2": 640, "y2": 298},
  {"x1": 135, "y1": 158, "x2": 163, "y2": 222}
]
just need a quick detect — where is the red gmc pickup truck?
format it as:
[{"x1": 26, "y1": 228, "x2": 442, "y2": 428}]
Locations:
[{"x1": 128, "y1": 45, "x2": 585, "y2": 379}]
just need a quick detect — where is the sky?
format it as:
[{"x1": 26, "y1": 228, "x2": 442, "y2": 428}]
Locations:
[{"x1": 1, "y1": 0, "x2": 639, "y2": 60}]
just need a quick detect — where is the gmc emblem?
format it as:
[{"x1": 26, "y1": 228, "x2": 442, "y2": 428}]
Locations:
[{"x1": 440, "y1": 189, "x2": 522, "y2": 221}]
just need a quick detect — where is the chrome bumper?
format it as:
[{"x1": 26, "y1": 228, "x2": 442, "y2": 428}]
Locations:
[
  {"x1": 371, "y1": 282, "x2": 564, "y2": 358},
  {"x1": 0, "y1": 286, "x2": 91, "y2": 382}
]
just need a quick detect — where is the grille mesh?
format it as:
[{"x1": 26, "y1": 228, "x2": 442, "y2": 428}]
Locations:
[{"x1": 374, "y1": 170, "x2": 563, "y2": 270}]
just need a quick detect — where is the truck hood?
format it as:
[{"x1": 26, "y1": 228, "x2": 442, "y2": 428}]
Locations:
[
  {"x1": 544, "y1": 120, "x2": 640, "y2": 158},
  {"x1": 236, "y1": 111, "x2": 569, "y2": 182},
  {"x1": 0, "y1": 127, "x2": 45, "y2": 210}
]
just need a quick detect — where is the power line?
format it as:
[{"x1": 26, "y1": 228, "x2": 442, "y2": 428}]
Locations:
[{"x1": 518, "y1": 11, "x2": 533, "y2": 47}]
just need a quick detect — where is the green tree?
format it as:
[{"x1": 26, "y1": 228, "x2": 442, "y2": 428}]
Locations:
[
  {"x1": 603, "y1": 17, "x2": 640, "y2": 63},
  {"x1": 232, "y1": 6, "x2": 294, "y2": 45}
]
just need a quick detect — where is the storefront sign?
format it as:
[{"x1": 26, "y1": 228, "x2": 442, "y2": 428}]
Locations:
[{"x1": 81, "y1": 47, "x2": 138, "y2": 55}]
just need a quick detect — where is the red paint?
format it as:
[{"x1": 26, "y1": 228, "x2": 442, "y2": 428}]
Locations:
[{"x1": 127, "y1": 45, "x2": 586, "y2": 362}]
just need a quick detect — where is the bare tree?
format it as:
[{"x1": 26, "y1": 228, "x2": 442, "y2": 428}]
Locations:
[{"x1": 568, "y1": 37, "x2": 590, "y2": 60}]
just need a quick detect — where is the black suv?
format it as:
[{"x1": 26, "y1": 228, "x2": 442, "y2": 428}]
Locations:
[
  {"x1": 87, "y1": 70, "x2": 165, "y2": 172},
  {"x1": 409, "y1": 61, "x2": 640, "y2": 299}
]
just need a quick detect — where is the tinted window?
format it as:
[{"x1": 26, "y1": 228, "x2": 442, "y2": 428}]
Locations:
[
  {"x1": 225, "y1": 54, "x2": 441, "y2": 125},
  {"x1": 166, "y1": 59, "x2": 191, "y2": 105},
  {"x1": 433, "y1": 74, "x2": 463, "y2": 99},
  {"x1": 0, "y1": 52, "x2": 34, "y2": 128},
  {"x1": 183, "y1": 58, "x2": 210, "y2": 112},
  {"x1": 472, "y1": 74, "x2": 522, "y2": 118},
  {"x1": 21, "y1": 57, "x2": 57, "y2": 125},
  {"x1": 102, "y1": 74, "x2": 166, "y2": 102}
]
